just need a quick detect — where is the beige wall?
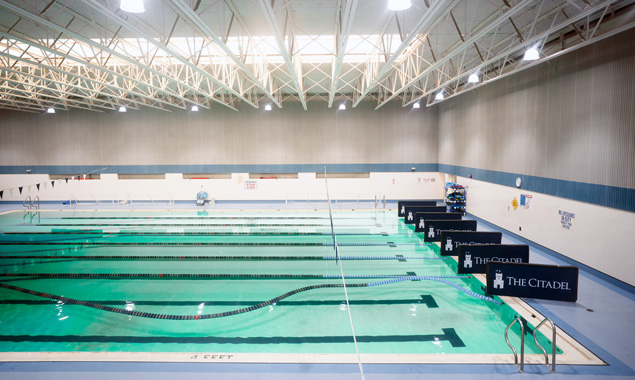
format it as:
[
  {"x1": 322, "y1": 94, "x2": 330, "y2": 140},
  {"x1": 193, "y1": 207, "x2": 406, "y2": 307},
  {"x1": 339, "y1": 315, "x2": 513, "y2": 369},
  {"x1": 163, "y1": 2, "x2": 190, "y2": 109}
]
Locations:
[
  {"x1": 438, "y1": 27, "x2": 635, "y2": 189},
  {"x1": 0, "y1": 100, "x2": 439, "y2": 168}
]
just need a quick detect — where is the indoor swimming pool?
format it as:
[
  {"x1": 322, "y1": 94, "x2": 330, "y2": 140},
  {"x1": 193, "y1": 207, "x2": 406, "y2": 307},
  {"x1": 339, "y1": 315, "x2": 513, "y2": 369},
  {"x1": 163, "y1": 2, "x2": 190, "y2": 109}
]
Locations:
[{"x1": 0, "y1": 209, "x2": 600, "y2": 365}]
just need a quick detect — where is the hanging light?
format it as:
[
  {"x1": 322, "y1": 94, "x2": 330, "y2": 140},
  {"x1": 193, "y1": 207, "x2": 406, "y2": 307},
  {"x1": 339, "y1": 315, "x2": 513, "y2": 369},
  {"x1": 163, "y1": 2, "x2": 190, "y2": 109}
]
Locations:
[
  {"x1": 435, "y1": 91, "x2": 444, "y2": 101},
  {"x1": 468, "y1": 73, "x2": 480, "y2": 83},
  {"x1": 264, "y1": 104, "x2": 272, "y2": 111},
  {"x1": 118, "y1": 106, "x2": 127, "y2": 113},
  {"x1": 523, "y1": 47, "x2": 539, "y2": 61},
  {"x1": 412, "y1": 102, "x2": 420, "y2": 109},
  {"x1": 191, "y1": 105, "x2": 199, "y2": 112},
  {"x1": 339, "y1": 103, "x2": 346, "y2": 110},
  {"x1": 120, "y1": 0, "x2": 145, "y2": 13},
  {"x1": 387, "y1": 0, "x2": 412, "y2": 11},
  {"x1": 46, "y1": 108, "x2": 55, "y2": 114}
]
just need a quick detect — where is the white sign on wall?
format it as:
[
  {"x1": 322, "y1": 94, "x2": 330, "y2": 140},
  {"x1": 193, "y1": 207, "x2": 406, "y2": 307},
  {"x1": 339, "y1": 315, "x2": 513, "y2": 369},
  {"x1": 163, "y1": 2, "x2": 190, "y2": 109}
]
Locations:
[{"x1": 244, "y1": 180, "x2": 257, "y2": 190}]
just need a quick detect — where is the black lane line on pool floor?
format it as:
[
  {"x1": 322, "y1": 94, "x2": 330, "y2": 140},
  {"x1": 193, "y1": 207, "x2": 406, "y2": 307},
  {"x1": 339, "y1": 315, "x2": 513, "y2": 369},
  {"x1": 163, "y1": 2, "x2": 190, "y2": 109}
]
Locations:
[
  {"x1": 0, "y1": 273, "x2": 423, "y2": 279},
  {"x1": 21, "y1": 222, "x2": 336, "y2": 226},
  {"x1": 0, "y1": 294, "x2": 440, "y2": 308},
  {"x1": 4, "y1": 232, "x2": 393, "y2": 236},
  {"x1": 0, "y1": 242, "x2": 426, "y2": 247},
  {"x1": 0, "y1": 255, "x2": 448, "y2": 262},
  {"x1": 0, "y1": 328, "x2": 465, "y2": 347}
]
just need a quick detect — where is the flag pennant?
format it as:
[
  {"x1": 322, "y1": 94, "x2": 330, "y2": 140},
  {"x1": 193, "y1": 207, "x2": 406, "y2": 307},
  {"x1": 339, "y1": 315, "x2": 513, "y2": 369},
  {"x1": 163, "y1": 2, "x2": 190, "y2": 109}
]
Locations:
[
  {"x1": 51, "y1": 181, "x2": 55, "y2": 188},
  {"x1": 36, "y1": 183, "x2": 40, "y2": 191},
  {"x1": 0, "y1": 190, "x2": 3, "y2": 199},
  {"x1": 65, "y1": 178, "x2": 69, "y2": 183},
  {"x1": 9, "y1": 188, "x2": 14, "y2": 196},
  {"x1": 28, "y1": 185, "x2": 32, "y2": 193},
  {"x1": 19, "y1": 186, "x2": 23, "y2": 194}
]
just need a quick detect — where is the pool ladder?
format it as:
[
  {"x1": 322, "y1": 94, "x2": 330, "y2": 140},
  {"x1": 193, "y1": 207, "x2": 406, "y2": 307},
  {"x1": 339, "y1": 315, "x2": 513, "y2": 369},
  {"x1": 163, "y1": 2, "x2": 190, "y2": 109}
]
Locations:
[
  {"x1": 23, "y1": 196, "x2": 39, "y2": 210},
  {"x1": 505, "y1": 316, "x2": 557, "y2": 373}
]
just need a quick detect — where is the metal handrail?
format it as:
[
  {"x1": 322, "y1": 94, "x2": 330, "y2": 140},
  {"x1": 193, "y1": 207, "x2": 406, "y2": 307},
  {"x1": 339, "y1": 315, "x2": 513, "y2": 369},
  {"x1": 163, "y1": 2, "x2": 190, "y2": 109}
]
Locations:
[
  {"x1": 505, "y1": 316, "x2": 525, "y2": 373},
  {"x1": 533, "y1": 318, "x2": 557, "y2": 372},
  {"x1": 33, "y1": 196, "x2": 39, "y2": 209},
  {"x1": 23, "y1": 196, "x2": 32, "y2": 209}
]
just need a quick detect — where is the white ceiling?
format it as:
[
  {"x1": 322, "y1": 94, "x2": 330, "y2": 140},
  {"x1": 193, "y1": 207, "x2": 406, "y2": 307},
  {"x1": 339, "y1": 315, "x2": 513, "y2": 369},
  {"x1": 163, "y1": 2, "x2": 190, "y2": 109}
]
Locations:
[{"x1": 0, "y1": 0, "x2": 633, "y2": 113}]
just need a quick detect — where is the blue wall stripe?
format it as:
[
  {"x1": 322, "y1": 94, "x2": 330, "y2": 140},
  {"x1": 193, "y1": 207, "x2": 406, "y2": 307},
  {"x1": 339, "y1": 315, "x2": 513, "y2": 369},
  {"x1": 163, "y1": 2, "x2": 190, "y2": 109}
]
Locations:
[
  {"x1": 0, "y1": 163, "x2": 439, "y2": 175},
  {"x1": 2, "y1": 163, "x2": 633, "y2": 212},
  {"x1": 439, "y1": 164, "x2": 635, "y2": 213}
]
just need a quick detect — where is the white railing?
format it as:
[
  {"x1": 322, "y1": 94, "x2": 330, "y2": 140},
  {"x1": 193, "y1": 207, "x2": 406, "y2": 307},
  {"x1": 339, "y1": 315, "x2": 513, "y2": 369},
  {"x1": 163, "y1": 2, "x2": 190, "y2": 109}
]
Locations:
[
  {"x1": 285, "y1": 192, "x2": 379, "y2": 205},
  {"x1": 69, "y1": 193, "x2": 175, "y2": 205}
]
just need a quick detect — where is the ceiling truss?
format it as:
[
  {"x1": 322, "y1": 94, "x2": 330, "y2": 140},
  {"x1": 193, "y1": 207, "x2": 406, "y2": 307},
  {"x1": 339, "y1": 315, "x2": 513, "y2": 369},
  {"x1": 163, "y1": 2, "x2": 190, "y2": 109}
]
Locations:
[{"x1": 0, "y1": 0, "x2": 632, "y2": 113}]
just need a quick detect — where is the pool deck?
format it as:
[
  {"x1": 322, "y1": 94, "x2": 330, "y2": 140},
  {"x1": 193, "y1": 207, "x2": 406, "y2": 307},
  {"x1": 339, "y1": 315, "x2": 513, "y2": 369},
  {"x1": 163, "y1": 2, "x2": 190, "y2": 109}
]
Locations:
[{"x1": 1, "y1": 201, "x2": 634, "y2": 380}]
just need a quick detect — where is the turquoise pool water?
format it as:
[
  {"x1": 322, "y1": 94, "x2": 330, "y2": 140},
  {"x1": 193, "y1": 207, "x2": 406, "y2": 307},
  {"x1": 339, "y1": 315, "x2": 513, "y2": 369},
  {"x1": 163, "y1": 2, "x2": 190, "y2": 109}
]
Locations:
[{"x1": 0, "y1": 210, "x2": 559, "y2": 357}]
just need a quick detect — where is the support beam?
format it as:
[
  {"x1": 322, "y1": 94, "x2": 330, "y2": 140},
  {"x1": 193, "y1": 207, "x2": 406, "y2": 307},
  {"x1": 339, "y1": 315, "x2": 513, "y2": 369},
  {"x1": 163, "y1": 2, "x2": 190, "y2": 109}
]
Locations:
[
  {"x1": 328, "y1": 0, "x2": 359, "y2": 108},
  {"x1": 166, "y1": 0, "x2": 282, "y2": 108},
  {"x1": 258, "y1": 0, "x2": 307, "y2": 110},
  {"x1": 374, "y1": 0, "x2": 533, "y2": 109},
  {"x1": 420, "y1": 0, "x2": 624, "y2": 106},
  {"x1": 352, "y1": 0, "x2": 459, "y2": 107},
  {"x1": 0, "y1": 1, "x2": 216, "y2": 110},
  {"x1": 82, "y1": 0, "x2": 254, "y2": 109}
]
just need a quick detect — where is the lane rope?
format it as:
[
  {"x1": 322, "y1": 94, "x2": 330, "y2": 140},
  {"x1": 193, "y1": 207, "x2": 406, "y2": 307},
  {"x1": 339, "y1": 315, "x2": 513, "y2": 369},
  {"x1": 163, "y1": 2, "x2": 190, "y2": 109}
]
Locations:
[{"x1": 0, "y1": 276, "x2": 500, "y2": 320}]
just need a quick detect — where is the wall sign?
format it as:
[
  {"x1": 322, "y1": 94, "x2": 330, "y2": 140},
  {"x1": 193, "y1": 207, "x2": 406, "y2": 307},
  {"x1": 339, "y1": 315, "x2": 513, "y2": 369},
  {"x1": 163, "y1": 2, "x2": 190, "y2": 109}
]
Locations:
[
  {"x1": 404, "y1": 206, "x2": 447, "y2": 223},
  {"x1": 244, "y1": 180, "x2": 257, "y2": 190},
  {"x1": 559, "y1": 210, "x2": 575, "y2": 230},
  {"x1": 458, "y1": 244, "x2": 529, "y2": 274},
  {"x1": 414, "y1": 212, "x2": 462, "y2": 232},
  {"x1": 398, "y1": 201, "x2": 436, "y2": 216},
  {"x1": 440, "y1": 231, "x2": 502, "y2": 256},
  {"x1": 421, "y1": 220, "x2": 477, "y2": 242},
  {"x1": 486, "y1": 262, "x2": 578, "y2": 302}
]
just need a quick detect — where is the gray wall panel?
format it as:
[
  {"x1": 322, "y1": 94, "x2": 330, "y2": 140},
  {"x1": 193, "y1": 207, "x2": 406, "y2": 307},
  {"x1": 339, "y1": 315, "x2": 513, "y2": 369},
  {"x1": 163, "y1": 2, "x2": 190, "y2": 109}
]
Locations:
[
  {"x1": 0, "y1": 100, "x2": 439, "y2": 170},
  {"x1": 439, "y1": 28, "x2": 635, "y2": 189}
]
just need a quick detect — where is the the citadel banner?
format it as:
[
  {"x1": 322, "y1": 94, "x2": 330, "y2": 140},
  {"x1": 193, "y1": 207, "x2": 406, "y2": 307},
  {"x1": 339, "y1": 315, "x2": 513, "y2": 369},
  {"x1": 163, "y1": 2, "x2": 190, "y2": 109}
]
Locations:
[
  {"x1": 439, "y1": 231, "x2": 502, "y2": 256},
  {"x1": 421, "y1": 220, "x2": 477, "y2": 241},
  {"x1": 403, "y1": 206, "x2": 447, "y2": 224},
  {"x1": 457, "y1": 244, "x2": 529, "y2": 274},
  {"x1": 414, "y1": 212, "x2": 462, "y2": 232},
  {"x1": 486, "y1": 262, "x2": 578, "y2": 302},
  {"x1": 397, "y1": 201, "x2": 436, "y2": 217}
]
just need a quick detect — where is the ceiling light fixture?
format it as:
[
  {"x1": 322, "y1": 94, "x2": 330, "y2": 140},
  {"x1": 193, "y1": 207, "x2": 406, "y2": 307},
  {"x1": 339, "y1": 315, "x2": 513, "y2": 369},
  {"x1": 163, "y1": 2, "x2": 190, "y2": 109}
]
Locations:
[
  {"x1": 435, "y1": 92, "x2": 444, "y2": 101},
  {"x1": 523, "y1": 47, "x2": 539, "y2": 61},
  {"x1": 387, "y1": 0, "x2": 412, "y2": 11},
  {"x1": 46, "y1": 108, "x2": 55, "y2": 114},
  {"x1": 264, "y1": 104, "x2": 272, "y2": 111},
  {"x1": 339, "y1": 103, "x2": 346, "y2": 110},
  {"x1": 413, "y1": 103, "x2": 420, "y2": 109},
  {"x1": 468, "y1": 73, "x2": 480, "y2": 83},
  {"x1": 120, "y1": 0, "x2": 145, "y2": 13},
  {"x1": 118, "y1": 106, "x2": 127, "y2": 113},
  {"x1": 191, "y1": 105, "x2": 199, "y2": 112}
]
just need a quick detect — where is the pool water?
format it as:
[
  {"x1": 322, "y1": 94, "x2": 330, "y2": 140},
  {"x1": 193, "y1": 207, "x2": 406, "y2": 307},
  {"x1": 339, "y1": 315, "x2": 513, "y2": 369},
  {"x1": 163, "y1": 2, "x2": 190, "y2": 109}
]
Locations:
[{"x1": 0, "y1": 210, "x2": 560, "y2": 358}]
